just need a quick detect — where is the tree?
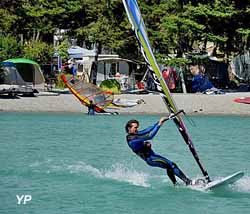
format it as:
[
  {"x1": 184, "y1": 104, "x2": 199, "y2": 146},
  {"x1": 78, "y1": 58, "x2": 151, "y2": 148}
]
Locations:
[
  {"x1": 0, "y1": 35, "x2": 22, "y2": 61},
  {"x1": 23, "y1": 40, "x2": 53, "y2": 63},
  {"x1": 0, "y1": 0, "x2": 249, "y2": 65}
]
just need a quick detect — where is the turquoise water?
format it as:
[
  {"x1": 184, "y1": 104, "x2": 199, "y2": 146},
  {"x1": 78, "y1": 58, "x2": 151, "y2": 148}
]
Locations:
[{"x1": 0, "y1": 112, "x2": 250, "y2": 214}]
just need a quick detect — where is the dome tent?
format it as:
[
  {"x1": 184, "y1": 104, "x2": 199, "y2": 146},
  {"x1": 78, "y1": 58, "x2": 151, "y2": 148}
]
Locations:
[
  {"x1": 0, "y1": 61, "x2": 34, "y2": 95},
  {"x1": 4, "y1": 58, "x2": 45, "y2": 87},
  {"x1": 0, "y1": 62, "x2": 26, "y2": 85}
]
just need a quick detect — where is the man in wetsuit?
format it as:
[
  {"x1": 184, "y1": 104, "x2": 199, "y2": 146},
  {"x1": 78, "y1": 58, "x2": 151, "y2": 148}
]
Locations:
[
  {"x1": 87, "y1": 100, "x2": 96, "y2": 115},
  {"x1": 125, "y1": 117, "x2": 192, "y2": 185}
]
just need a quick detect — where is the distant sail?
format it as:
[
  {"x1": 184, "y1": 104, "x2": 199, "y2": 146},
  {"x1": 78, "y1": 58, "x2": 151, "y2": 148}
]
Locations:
[
  {"x1": 122, "y1": 0, "x2": 210, "y2": 181},
  {"x1": 61, "y1": 74, "x2": 113, "y2": 113}
]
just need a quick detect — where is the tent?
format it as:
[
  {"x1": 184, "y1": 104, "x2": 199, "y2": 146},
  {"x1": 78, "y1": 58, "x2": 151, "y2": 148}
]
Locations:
[
  {"x1": 0, "y1": 62, "x2": 26, "y2": 85},
  {"x1": 67, "y1": 46, "x2": 96, "y2": 59},
  {"x1": 4, "y1": 58, "x2": 45, "y2": 87},
  {"x1": 231, "y1": 52, "x2": 250, "y2": 81},
  {"x1": 0, "y1": 62, "x2": 33, "y2": 95}
]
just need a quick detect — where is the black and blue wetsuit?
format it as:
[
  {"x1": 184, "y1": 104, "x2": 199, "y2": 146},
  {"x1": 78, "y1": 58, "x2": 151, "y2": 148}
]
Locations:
[
  {"x1": 88, "y1": 103, "x2": 95, "y2": 115},
  {"x1": 126, "y1": 122, "x2": 191, "y2": 185}
]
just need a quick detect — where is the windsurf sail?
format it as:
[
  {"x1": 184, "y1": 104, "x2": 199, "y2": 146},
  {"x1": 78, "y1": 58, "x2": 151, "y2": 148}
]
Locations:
[
  {"x1": 61, "y1": 74, "x2": 114, "y2": 113},
  {"x1": 122, "y1": 0, "x2": 210, "y2": 182}
]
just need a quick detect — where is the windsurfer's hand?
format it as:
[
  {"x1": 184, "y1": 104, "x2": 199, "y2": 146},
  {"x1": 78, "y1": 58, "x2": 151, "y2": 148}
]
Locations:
[{"x1": 159, "y1": 117, "x2": 168, "y2": 126}]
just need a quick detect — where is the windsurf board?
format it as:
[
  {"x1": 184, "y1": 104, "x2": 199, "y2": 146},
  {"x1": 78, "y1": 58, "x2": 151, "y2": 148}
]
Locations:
[
  {"x1": 234, "y1": 97, "x2": 250, "y2": 104},
  {"x1": 200, "y1": 171, "x2": 244, "y2": 190}
]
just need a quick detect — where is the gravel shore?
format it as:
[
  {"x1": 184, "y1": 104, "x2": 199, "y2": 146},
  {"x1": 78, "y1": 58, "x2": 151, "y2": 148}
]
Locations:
[{"x1": 0, "y1": 92, "x2": 250, "y2": 116}]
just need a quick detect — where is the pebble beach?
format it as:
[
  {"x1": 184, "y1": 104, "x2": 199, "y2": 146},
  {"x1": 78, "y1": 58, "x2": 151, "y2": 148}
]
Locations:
[{"x1": 0, "y1": 92, "x2": 250, "y2": 116}]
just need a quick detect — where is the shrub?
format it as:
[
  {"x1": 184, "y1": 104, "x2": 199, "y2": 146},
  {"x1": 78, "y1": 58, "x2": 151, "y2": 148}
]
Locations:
[
  {"x1": 100, "y1": 79, "x2": 121, "y2": 94},
  {"x1": 0, "y1": 35, "x2": 22, "y2": 61}
]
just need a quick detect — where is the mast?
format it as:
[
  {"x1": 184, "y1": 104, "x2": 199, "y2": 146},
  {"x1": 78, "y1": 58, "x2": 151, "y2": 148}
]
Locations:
[{"x1": 161, "y1": 95, "x2": 210, "y2": 181}]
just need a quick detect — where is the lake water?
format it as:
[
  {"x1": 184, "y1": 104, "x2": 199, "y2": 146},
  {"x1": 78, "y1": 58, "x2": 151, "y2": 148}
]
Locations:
[{"x1": 1, "y1": 112, "x2": 249, "y2": 214}]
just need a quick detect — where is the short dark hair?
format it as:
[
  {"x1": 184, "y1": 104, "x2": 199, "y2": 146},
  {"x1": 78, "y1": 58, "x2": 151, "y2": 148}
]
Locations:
[{"x1": 125, "y1": 119, "x2": 139, "y2": 133}]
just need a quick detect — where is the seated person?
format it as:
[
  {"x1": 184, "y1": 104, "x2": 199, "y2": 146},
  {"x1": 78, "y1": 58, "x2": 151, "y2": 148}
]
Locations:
[
  {"x1": 190, "y1": 65, "x2": 224, "y2": 94},
  {"x1": 191, "y1": 73, "x2": 214, "y2": 93}
]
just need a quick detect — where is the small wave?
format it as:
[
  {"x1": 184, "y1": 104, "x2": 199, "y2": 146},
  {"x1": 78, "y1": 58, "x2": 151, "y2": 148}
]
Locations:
[
  {"x1": 103, "y1": 163, "x2": 150, "y2": 187},
  {"x1": 30, "y1": 159, "x2": 58, "y2": 173},
  {"x1": 231, "y1": 176, "x2": 250, "y2": 193},
  {"x1": 67, "y1": 162, "x2": 150, "y2": 187},
  {"x1": 65, "y1": 161, "x2": 150, "y2": 187},
  {"x1": 67, "y1": 161, "x2": 103, "y2": 178},
  {"x1": 30, "y1": 160, "x2": 150, "y2": 187}
]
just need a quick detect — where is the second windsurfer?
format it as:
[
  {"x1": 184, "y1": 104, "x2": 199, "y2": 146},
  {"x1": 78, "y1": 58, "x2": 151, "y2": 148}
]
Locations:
[
  {"x1": 87, "y1": 100, "x2": 96, "y2": 115},
  {"x1": 125, "y1": 117, "x2": 192, "y2": 186}
]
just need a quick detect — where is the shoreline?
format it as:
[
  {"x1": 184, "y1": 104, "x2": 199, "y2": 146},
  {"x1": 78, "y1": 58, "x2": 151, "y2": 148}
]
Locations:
[{"x1": 0, "y1": 92, "x2": 250, "y2": 116}]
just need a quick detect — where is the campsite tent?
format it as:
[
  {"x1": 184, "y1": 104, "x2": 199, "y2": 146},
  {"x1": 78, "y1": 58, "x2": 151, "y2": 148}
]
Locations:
[
  {"x1": 0, "y1": 62, "x2": 33, "y2": 95},
  {"x1": 0, "y1": 62, "x2": 26, "y2": 85},
  {"x1": 231, "y1": 52, "x2": 250, "y2": 81},
  {"x1": 67, "y1": 46, "x2": 96, "y2": 59},
  {"x1": 4, "y1": 58, "x2": 45, "y2": 89}
]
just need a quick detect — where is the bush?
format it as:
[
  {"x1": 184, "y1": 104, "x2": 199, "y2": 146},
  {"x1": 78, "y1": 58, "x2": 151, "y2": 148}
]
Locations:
[
  {"x1": 23, "y1": 40, "x2": 53, "y2": 64},
  {"x1": 55, "y1": 74, "x2": 71, "y2": 89},
  {"x1": 0, "y1": 35, "x2": 22, "y2": 61},
  {"x1": 100, "y1": 79, "x2": 121, "y2": 94}
]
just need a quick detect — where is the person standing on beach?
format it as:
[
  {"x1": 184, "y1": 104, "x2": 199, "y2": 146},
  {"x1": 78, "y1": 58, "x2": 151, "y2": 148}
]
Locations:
[
  {"x1": 125, "y1": 117, "x2": 192, "y2": 185},
  {"x1": 162, "y1": 67, "x2": 178, "y2": 92}
]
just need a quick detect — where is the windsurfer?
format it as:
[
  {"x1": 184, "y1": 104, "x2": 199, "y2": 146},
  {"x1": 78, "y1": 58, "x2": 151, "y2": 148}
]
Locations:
[
  {"x1": 125, "y1": 117, "x2": 192, "y2": 185},
  {"x1": 87, "y1": 100, "x2": 96, "y2": 115}
]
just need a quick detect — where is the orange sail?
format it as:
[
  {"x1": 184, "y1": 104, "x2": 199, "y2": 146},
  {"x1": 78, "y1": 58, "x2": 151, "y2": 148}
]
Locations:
[{"x1": 61, "y1": 74, "x2": 114, "y2": 113}]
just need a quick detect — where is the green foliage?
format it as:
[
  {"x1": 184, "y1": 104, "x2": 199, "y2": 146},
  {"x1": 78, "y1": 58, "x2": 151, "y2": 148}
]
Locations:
[
  {"x1": 165, "y1": 58, "x2": 190, "y2": 66},
  {"x1": 23, "y1": 40, "x2": 54, "y2": 64},
  {"x1": 57, "y1": 40, "x2": 70, "y2": 61},
  {"x1": 206, "y1": 34, "x2": 227, "y2": 44},
  {"x1": 75, "y1": 0, "x2": 129, "y2": 55},
  {"x1": 188, "y1": 55, "x2": 209, "y2": 65},
  {"x1": 0, "y1": 35, "x2": 22, "y2": 61},
  {"x1": 100, "y1": 79, "x2": 121, "y2": 94},
  {"x1": 22, "y1": 0, "x2": 82, "y2": 34},
  {"x1": 0, "y1": 9, "x2": 18, "y2": 33},
  {"x1": 237, "y1": 28, "x2": 250, "y2": 40},
  {"x1": 0, "y1": 0, "x2": 249, "y2": 65},
  {"x1": 55, "y1": 74, "x2": 68, "y2": 89}
]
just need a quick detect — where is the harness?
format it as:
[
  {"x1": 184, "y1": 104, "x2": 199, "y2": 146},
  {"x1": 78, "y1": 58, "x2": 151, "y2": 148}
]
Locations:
[
  {"x1": 127, "y1": 134, "x2": 152, "y2": 160},
  {"x1": 135, "y1": 150, "x2": 150, "y2": 160}
]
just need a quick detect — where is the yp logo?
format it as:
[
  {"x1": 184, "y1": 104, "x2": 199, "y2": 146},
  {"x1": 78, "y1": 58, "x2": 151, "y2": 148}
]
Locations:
[{"x1": 16, "y1": 195, "x2": 32, "y2": 205}]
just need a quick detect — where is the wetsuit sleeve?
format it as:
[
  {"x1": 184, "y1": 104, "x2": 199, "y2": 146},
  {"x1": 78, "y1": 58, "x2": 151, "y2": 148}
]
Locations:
[
  {"x1": 129, "y1": 123, "x2": 161, "y2": 145},
  {"x1": 141, "y1": 123, "x2": 161, "y2": 141},
  {"x1": 137, "y1": 122, "x2": 159, "y2": 135},
  {"x1": 127, "y1": 124, "x2": 161, "y2": 153}
]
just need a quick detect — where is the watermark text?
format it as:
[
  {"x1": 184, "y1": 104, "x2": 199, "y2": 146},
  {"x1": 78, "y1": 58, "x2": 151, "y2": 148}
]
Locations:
[{"x1": 16, "y1": 195, "x2": 32, "y2": 205}]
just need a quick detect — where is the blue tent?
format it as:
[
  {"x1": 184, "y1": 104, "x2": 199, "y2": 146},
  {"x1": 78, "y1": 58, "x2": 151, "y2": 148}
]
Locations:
[{"x1": 67, "y1": 46, "x2": 96, "y2": 59}]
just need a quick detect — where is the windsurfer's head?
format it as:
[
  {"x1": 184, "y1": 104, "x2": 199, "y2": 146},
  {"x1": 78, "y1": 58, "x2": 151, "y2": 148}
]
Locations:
[{"x1": 125, "y1": 119, "x2": 139, "y2": 133}]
